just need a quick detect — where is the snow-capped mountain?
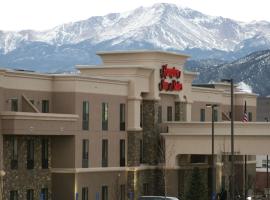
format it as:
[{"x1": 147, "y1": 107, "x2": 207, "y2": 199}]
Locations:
[
  {"x1": 185, "y1": 50, "x2": 270, "y2": 96},
  {"x1": 1, "y1": 3, "x2": 270, "y2": 55}
]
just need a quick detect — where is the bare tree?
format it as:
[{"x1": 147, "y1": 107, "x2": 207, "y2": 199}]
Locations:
[{"x1": 158, "y1": 135, "x2": 175, "y2": 198}]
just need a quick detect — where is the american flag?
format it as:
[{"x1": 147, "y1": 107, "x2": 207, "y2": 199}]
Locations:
[{"x1": 242, "y1": 100, "x2": 248, "y2": 122}]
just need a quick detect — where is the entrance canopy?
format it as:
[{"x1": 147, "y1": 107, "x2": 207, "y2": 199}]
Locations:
[{"x1": 162, "y1": 122, "x2": 270, "y2": 168}]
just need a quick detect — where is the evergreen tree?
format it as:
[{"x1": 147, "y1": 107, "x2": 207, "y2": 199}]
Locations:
[{"x1": 186, "y1": 167, "x2": 208, "y2": 200}]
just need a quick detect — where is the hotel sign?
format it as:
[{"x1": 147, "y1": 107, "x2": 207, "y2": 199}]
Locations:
[{"x1": 159, "y1": 64, "x2": 183, "y2": 91}]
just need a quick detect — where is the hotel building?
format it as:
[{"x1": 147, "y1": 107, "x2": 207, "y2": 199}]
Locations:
[{"x1": 0, "y1": 50, "x2": 260, "y2": 200}]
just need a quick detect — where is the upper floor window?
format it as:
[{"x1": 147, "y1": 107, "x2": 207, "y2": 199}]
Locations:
[
  {"x1": 102, "y1": 103, "x2": 108, "y2": 131},
  {"x1": 11, "y1": 137, "x2": 18, "y2": 170},
  {"x1": 167, "y1": 106, "x2": 173, "y2": 121},
  {"x1": 158, "y1": 106, "x2": 162, "y2": 124},
  {"x1": 140, "y1": 103, "x2": 143, "y2": 127},
  {"x1": 27, "y1": 139, "x2": 34, "y2": 169},
  {"x1": 248, "y1": 112, "x2": 252, "y2": 121},
  {"x1": 139, "y1": 139, "x2": 143, "y2": 164},
  {"x1": 11, "y1": 98, "x2": 18, "y2": 111},
  {"x1": 82, "y1": 101, "x2": 89, "y2": 130},
  {"x1": 102, "y1": 139, "x2": 108, "y2": 167},
  {"x1": 120, "y1": 104, "x2": 126, "y2": 131},
  {"x1": 120, "y1": 139, "x2": 125, "y2": 167},
  {"x1": 82, "y1": 139, "x2": 89, "y2": 168},
  {"x1": 42, "y1": 100, "x2": 49, "y2": 113},
  {"x1": 42, "y1": 139, "x2": 49, "y2": 169},
  {"x1": 214, "y1": 109, "x2": 218, "y2": 122},
  {"x1": 200, "y1": 109, "x2": 205, "y2": 122}
]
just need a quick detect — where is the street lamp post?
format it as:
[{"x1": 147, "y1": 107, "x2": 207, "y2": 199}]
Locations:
[
  {"x1": 221, "y1": 78, "x2": 234, "y2": 200},
  {"x1": 206, "y1": 104, "x2": 218, "y2": 200}
]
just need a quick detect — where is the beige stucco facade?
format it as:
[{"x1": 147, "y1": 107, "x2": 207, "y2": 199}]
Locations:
[{"x1": 0, "y1": 50, "x2": 262, "y2": 200}]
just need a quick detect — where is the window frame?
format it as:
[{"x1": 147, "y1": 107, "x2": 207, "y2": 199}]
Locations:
[
  {"x1": 41, "y1": 100, "x2": 49, "y2": 113},
  {"x1": 102, "y1": 103, "x2": 109, "y2": 131},
  {"x1": 27, "y1": 139, "x2": 35, "y2": 169},
  {"x1": 120, "y1": 139, "x2": 125, "y2": 167},
  {"x1": 200, "y1": 108, "x2": 205, "y2": 122},
  {"x1": 82, "y1": 139, "x2": 89, "y2": 168},
  {"x1": 120, "y1": 103, "x2": 126, "y2": 131},
  {"x1": 11, "y1": 98, "x2": 18, "y2": 112},
  {"x1": 167, "y1": 106, "x2": 173, "y2": 121},
  {"x1": 82, "y1": 101, "x2": 89, "y2": 130},
  {"x1": 102, "y1": 139, "x2": 108, "y2": 167},
  {"x1": 42, "y1": 139, "x2": 49, "y2": 169}
]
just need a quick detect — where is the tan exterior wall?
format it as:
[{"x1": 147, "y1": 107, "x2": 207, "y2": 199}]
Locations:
[
  {"x1": 52, "y1": 173, "x2": 75, "y2": 200},
  {"x1": 75, "y1": 171, "x2": 127, "y2": 200},
  {"x1": 51, "y1": 136, "x2": 75, "y2": 168}
]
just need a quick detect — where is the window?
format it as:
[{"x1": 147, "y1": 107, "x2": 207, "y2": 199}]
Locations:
[
  {"x1": 102, "y1": 103, "x2": 108, "y2": 131},
  {"x1": 120, "y1": 184, "x2": 125, "y2": 200},
  {"x1": 102, "y1": 139, "x2": 108, "y2": 167},
  {"x1": 120, "y1": 140, "x2": 125, "y2": 167},
  {"x1": 200, "y1": 109, "x2": 205, "y2": 122},
  {"x1": 27, "y1": 139, "x2": 34, "y2": 169},
  {"x1": 82, "y1": 101, "x2": 89, "y2": 130},
  {"x1": 10, "y1": 190, "x2": 18, "y2": 200},
  {"x1": 42, "y1": 100, "x2": 49, "y2": 113},
  {"x1": 167, "y1": 106, "x2": 172, "y2": 121},
  {"x1": 120, "y1": 104, "x2": 126, "y2": 131},
  {"x1": 82, "y1": 139, "x2": 89, "y2": 168},
  {"x1": 248, "y1": 112, "x2": 252, "y2": 121},
  {"x1": 140, "y1": 103, "x2": 143, "y2": 127},
  {"x1": 27, "y1": 189, "x2": 34, "y2": 200},
  {"x1": 41, "y1": 188, "x2": 48, "y2": 200},
  {"x1": 143, "y1": 183, "x2": 149, "y2": 195},
  {"x1": 102, "y1": 186, "x2": 108, "y2": 200},
  {"x1": 158, "y1": 106, "x2": 162, "y2": 123},
  {"x1": 262, "y1": 160, "x2": 269, "y2": 168},
  {"x1": 11, "y1": 137, "x2": 18, "y2": 169},
  {"x1": 214, "y1": 109, "x2": 218, "y2": 122},
  {"x1": 82, "y1": 187, "x2": 88, "y2": 200},
  {"x1": 11, "y1": 98, "x2": 18, "y2": 111},
  {"x1": 139, "y1": 139, "x2": 143, "y2": 164},
  {"x1": 42, "y1": 139, "x2": 49, "y2": 169}
]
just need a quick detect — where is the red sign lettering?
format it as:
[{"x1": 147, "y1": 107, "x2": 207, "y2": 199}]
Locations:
[
  {"x1": 159, "y1": 64, "x2": 183, "y2": 92},
  {"x1": 160, "y1": 64, "x2": 181, "y2": 79},
  {"x1": 159, "y1": 80, "x2": 183, "y2": 91}
]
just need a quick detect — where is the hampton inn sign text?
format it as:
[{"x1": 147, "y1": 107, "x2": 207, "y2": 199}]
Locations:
[{"x1": 159, "y1": 64, "x2": 183, "y2": 91}]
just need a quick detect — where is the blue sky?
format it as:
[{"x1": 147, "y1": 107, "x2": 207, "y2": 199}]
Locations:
[{"x1": 1, "y1": 0, "x2": 270, "y2": 31}]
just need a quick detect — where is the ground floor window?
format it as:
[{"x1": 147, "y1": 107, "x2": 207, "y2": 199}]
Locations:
[
  {"x1": 10, "y1": 190, "x2": 18, "y2": 200},
  {"x1": 120, "y1": 184, "x2": 125, "y2": 200},
  {"x1": 27, "y1": 189, "x2": 34, "y2": 200},
  {"x1": 102, "y1": 185, "x2": 108, "y2": 200},
  {"x1": 82, "y1": 187, "x2": 88, "y2": 200},
  {"x1": 41, "y1": 188, "x2": 48, "y2": 200}
]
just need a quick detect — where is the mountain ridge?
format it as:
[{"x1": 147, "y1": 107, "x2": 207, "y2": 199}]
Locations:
[{"x1": 1, "y1": 3, "x2": 270, "y2": 55}]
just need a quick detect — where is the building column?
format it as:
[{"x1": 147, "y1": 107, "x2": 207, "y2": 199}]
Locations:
[{"x1": 142, "y1": 99, "x2": 159, "y2": 165}]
